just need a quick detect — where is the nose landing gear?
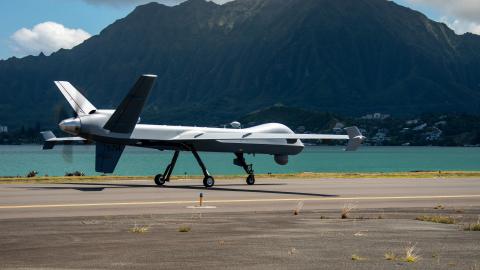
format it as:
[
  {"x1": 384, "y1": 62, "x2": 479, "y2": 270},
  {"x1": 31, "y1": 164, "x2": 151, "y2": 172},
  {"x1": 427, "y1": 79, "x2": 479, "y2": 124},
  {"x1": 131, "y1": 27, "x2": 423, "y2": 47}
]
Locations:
[{"x1": 234, "y1": 152, "x2": 255, "y2": 185}]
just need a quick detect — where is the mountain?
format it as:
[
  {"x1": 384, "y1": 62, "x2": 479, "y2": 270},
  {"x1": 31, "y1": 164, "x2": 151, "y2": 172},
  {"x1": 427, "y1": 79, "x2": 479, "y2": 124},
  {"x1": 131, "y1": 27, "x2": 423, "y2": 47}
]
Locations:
[{"x1": 1, "y1": 0, "x2": 480, "y2": 129}]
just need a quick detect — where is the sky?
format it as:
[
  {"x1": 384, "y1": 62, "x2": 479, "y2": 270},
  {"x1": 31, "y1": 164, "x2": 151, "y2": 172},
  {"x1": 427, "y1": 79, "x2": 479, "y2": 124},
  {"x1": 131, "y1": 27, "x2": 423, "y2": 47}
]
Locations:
[{"x1": 1, "y1": 0, "x2": 479, "y2": 60}]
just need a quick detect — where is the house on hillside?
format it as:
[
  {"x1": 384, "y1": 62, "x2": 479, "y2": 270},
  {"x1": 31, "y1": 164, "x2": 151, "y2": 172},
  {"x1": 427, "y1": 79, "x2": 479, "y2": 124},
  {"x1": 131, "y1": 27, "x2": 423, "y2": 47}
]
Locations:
[
  {"x1": 426, "y1": 127, "x2": 442, "y2": 141},
  {"x1": 361, "y1": 113, "x2": 390, "y2": 120}
]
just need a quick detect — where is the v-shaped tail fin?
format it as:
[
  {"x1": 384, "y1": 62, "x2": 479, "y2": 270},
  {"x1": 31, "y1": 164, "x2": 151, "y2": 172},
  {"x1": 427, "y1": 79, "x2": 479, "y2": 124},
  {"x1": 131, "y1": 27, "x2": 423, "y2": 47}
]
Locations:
[{"x1": 54, "y1": 81, "x2": 97, "y2": 115}]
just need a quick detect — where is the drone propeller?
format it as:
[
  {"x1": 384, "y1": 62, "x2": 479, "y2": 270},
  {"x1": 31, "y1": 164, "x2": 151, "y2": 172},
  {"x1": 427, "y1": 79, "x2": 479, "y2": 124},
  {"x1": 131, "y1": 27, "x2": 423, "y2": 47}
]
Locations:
[
  {"x1": 53, "y1": 104, "x2": 77, "y2": 163},
  {"x1": 51, "y1": 82, "x2": 95, "y2": 164}
]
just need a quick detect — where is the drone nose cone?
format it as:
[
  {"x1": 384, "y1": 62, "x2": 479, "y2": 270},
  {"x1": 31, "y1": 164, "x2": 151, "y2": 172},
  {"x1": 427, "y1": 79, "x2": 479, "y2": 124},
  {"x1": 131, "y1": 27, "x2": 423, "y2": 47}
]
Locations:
[{"x1": 59, "y1": 118, "x2": 81, "y2": 135}]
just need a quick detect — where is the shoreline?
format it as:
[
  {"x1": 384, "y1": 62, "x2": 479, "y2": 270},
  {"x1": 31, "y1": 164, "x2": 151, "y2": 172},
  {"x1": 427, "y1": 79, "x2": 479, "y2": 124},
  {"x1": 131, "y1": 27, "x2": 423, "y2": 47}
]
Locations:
[{"x1": 1, "y1": 171, "x2": 480, "y2": 183}]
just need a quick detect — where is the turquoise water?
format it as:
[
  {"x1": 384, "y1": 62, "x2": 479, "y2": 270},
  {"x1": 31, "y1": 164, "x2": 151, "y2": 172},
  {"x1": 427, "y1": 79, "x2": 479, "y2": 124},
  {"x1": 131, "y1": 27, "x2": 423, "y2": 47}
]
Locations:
[{"x1": 0, "y1": 145, "x2": 479, "y2": 177}]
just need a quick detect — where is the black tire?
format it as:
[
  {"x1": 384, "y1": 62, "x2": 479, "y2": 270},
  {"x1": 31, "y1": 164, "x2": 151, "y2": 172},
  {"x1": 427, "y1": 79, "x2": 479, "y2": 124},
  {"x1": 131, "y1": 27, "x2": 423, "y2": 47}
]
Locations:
[
  {"x1": 246, "y1": 174, "x2": 255, "y2": 185},
  {"x1": 203, "y1": 176, "x2": 215, "y2": 188},
  {"x1": 154, "y1": 174, "x2": 166, "y2": 186}
]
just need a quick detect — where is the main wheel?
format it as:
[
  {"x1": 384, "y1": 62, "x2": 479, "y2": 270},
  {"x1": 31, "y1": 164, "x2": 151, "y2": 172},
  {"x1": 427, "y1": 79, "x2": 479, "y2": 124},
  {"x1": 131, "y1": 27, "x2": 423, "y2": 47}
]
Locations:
[
  {"x1": 246, "y1": 174, "x2": 255, "y2": 185},
  {"x1": 154, "y1": 174, "x2": 166, "y2": 186},
  {"x1": 203, "y1": 176, "x2": 215, "y2": 188}
]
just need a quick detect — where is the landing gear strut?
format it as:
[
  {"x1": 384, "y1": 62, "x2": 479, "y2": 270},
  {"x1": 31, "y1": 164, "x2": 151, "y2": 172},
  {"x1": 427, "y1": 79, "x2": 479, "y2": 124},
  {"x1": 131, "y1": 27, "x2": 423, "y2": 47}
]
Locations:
[
  {"x1": 154, "y1": 150, "x2": 180, "y2": 186},
  {"x1": 192, "y1": 149, "x2": 215, "y2": 188},
  {"x1": 154, "y1": 147, "x2": 215, "y2": 188},
  {"x1": 234, "y1": 152, "x2": 255, "y2": 185}
]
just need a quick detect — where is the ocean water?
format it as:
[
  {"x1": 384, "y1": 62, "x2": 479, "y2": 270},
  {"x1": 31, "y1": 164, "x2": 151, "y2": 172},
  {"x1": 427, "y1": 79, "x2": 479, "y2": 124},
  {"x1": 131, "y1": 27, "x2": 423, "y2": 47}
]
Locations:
[{"x1": 0, "y1": 145, "x2": 479, "y2": 177}]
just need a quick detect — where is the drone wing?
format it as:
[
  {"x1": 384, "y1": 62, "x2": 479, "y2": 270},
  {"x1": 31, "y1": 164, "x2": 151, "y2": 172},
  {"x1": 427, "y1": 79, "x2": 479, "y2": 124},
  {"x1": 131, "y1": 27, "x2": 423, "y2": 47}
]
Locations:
[
  {"x1": 172, "y1": 132, "x2": 349, "y2": 140},
  {"x1": 103, "y1": 74, "x2": 157, "y2": 133},
  {"x1": 171, "y1": 126, "x2": 365, "y2": 151}
]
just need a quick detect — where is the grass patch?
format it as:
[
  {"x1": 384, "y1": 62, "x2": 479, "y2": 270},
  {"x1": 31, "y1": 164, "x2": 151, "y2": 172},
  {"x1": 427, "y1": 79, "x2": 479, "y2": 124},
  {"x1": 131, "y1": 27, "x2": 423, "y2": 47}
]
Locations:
[
  {"x1": 178, "y1": 225, "x2": 191, "y2": 233},
  {"x1": 129, "y1": 224, "x2": 149, "y2": 233},
  {"x1": 415, "y1": 215, "x2": 456, "y2": 224},
  {"x1": 464, "y1": 220, "x2": 480, "y2": 231},
  {"x1": 402, "y1": 245, "x2": 420, "y2": 263},
  {"x1": 1, "y1": 171, "x2": 480, "y2": 184},
  {"x1": 0, "y1": 175, "x2": 149, "y2": 184},
  {"x1": 351, "y1": 254, "x2": 366, "y2": 261},
  {"x1": 293, "y1": 201, "x2": 304, "y2": 215},
  {"x1": 341, "y1": 203, "x2": 357, "y2": 219},
  {"x1": 384, "y1": 251, "x2": 396, "y2": 261},
  {"x1": 288, "y1": 248, "x2": 298, "y2": 255}
]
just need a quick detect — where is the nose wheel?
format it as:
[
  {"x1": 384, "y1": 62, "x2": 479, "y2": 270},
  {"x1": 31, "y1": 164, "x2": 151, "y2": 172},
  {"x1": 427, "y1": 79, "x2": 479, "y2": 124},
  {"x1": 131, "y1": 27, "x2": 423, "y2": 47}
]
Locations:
[
  {"x1": 246, "y1": 174, "x2": 255, "y2": 185},
  {"x1": 234, "y1": 152, "x2": 256, "y2": 185}
]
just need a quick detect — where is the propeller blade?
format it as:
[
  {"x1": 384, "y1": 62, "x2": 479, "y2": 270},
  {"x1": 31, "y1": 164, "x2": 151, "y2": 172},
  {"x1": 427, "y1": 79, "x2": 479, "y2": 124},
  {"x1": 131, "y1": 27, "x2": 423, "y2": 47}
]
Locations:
[{"x1": 62, "y1": 143, "x2": 73, "y2": 163}]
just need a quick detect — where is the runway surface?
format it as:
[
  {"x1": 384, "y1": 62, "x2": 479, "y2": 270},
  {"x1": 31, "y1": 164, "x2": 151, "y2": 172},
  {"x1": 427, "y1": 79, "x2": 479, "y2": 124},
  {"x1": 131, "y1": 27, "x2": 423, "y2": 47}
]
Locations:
[
  {"x1": 1, "y1": 177, "x2": 479, "y2": 219},
  {"x1": 1, "y1": 177, "x2": 480, "y2": 269}
]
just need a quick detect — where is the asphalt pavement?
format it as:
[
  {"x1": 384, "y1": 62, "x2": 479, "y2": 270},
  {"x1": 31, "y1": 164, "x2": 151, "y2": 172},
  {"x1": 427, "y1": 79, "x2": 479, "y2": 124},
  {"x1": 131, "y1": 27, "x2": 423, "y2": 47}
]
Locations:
[{"x1": 1, "y1": 177, "x2": 479, "y2": 269}]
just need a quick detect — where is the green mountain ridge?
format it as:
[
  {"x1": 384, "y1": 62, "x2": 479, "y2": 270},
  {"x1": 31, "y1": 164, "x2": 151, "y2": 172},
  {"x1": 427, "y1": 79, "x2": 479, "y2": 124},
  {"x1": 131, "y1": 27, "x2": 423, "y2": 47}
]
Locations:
[{"x1": 1, "y1": 0, "x2": 480, "y2": 129}]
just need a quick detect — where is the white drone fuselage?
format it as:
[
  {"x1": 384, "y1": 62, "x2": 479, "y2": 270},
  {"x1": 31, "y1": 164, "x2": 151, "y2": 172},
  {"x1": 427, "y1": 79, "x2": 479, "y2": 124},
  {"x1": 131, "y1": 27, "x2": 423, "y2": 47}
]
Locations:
[
  {"x1": 61, "y1": 109, "x2": 304, "y2": 161},
  {"x1": 43, "y1": 74, "x2": 364, "y2": 186}
]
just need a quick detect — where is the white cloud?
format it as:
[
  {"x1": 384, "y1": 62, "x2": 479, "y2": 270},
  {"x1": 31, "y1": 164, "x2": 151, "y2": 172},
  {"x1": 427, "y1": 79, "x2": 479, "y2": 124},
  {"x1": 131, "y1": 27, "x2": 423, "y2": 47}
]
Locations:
[
  {"x1": 82, "y1": 0, "x2": 233, "y2": 7},
  {"x1": 406, "y1": 0, "x2": 480, "y2": 35},
  {"x1": 82, "y1": 0, "x2": 180, "y2": 7},
  {"x1": 10, "y1": 22, "x2": 91, "y2": 57},
  {"x1": 442, "y1": 17, "x2": 480, "y2": 35},
  {"x1": 408, "y1": 0, "x2": 480, "y2": 22}
]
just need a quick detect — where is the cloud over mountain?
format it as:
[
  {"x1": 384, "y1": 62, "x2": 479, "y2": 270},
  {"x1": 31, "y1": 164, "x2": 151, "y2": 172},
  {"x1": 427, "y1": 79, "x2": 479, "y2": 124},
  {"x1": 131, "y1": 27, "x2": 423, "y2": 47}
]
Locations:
[
  {"x1": 10, "y1": 22, "x2": 91, "y2": 57},
  {"x1": 82, "y1": 0, "x2": 233, "y2": 7},
  {"x1": 407, "y1": 0, "x2": 480, "y2": 34}
]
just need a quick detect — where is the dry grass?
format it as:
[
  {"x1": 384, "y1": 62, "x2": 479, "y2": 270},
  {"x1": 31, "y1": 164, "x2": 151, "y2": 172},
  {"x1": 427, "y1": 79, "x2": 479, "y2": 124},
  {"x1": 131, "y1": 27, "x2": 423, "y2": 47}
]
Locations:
[
  {"x1": 288, "y1": 248, "x2": 298, "y2": 256},
  {"x1": 178, "y1": 225, "x2": 191, "y2": 233},
  {"x1": 341, "y1": 203, "x2": 357, "y2": 219},
  {"x1": 293, "y1": 201, "x2": 304, "y2": 215},
  {"x1": 351, "y1": 254, "x2": 366, "y2": 261},
  {"x1": 0, "y1": 175, "x2": 147, "y2": 184},
  {"x1": 353, "y1": 231, "x2": 365, "y2": 237},
  {"x1": 415, "y1": 215, "x2": 456, "y2": 224},
  {"x1": 384, "y1": 251, "x2": 396, "y2": 261},
  {"x1": 129, "y1": 223, "x2": 149, "y2": 233},
  {"x1": 402, "y1": 245, "x2": 421, "y2": 263},
  {"x1": 464, "y1": 220, "x2": 480, "y2": 231},
  {"x1": 2, "y1": 171, "x2": 480, "y2": 184}
]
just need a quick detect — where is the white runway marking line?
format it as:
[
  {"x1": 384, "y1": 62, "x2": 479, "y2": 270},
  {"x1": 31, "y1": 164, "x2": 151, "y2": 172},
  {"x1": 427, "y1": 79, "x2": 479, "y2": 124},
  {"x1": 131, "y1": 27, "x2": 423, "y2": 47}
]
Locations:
[{"x1": 0, "y1": 194, "x2": 480, "y2": 209}]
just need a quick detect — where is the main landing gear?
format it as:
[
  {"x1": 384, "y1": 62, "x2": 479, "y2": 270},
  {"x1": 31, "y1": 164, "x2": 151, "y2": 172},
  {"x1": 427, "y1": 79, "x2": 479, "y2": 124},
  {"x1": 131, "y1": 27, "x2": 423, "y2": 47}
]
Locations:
[
  {"x1": 234, "y1": 152, "x2": 255, "y2": 185},
  {"x1": 154, "y1": 150, "x2": 179, "y2": 186},
  {"x1": 154, "y1": 148, "x2": 215, "y2": 188},
  {"x1": 154, "y1": 149, "x2": 256, "y2": 188}
]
